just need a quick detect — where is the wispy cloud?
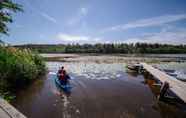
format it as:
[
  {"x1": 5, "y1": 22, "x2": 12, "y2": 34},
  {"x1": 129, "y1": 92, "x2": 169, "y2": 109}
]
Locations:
[
  {"x1": 57, "y1": 33, "x2": 89, "y2": 42},
  {"x1": 40, "y1": 12, "x2": 57, "y2": 24},
  {"x1": 68, "y1": 7, "x2": 88, "y2": 25},
  {"x1": 103, "y1": 14, "x2": 186, "y2": 32},
  {"x1": 80, "y1": 7, "x2": 88, "y2": 16},
  {"x1": 14, "y1": 24, "x2": 24, "y2": 28},
  {"x1": 39, "y1": 34, "x2": 45, "y2": 39},
  {"x1": 124, "y1": 29, "x2": 186, "y2": 44},
  {"x1": 57, "y1": 33, "x2": 101, "y2": 43},
  {"x1": 23, "y1": 0, "x2": 57, "y2": 24}
]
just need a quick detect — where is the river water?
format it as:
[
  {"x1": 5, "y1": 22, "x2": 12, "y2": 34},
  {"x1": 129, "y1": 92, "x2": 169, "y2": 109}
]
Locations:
[{"x1": 11, "y1": 57, "x2": 186, "y2": 118}]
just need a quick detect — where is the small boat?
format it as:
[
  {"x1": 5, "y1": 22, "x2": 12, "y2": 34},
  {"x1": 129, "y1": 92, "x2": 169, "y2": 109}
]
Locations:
[
  {"x1": 54, "y1": 76, "x2": 72, "y2": 91},
  {"x1": 176, "y1": 73, "x2": 186, "y2": 81},
  {"x1": 162, "y1": 69, "x2": 177, "y2": 77},
  {"x1": 167, "y1": 73, "x2": 178, "y2": 77},
  {"x1": 161, "y1": 69, "x2": 186, "y2": 81},
  {"x1": 126, "y1": 63, "x2": 143, "y2": 71},
  {"x1": 163, "y1": 69, "x2": 176, "y2": 73}
]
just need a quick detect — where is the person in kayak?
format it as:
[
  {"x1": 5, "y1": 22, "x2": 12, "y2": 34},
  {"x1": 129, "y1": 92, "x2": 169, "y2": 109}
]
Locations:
[
  {"x1": 58, "y1": 66, "x2": 65, "y2": 76},
  {"x1": 58, "y1": 66, "x2": 69, "y2": 85}
]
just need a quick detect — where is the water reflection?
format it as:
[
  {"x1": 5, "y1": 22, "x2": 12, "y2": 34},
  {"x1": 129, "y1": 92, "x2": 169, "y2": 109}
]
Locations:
[
  {"x1": 55, "y1": 79, "x2": 71, "y2": 97},
  {"x1": 126, "y1": 70, "x2": 139, "y2": 77},
  {"x1": 141, "y1": 69, "x2": 186, "y2": 118}
]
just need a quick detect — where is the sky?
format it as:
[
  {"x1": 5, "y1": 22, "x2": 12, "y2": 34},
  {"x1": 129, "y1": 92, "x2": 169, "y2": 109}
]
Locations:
[{"x1": 2, "y1": 0, "x2": 186, "y2": 45}]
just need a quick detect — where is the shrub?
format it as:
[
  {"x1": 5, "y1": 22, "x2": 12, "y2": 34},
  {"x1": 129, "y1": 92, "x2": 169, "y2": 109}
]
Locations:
[{"x1": 0, "y1": 46, "x2": 46, "y2": 98}]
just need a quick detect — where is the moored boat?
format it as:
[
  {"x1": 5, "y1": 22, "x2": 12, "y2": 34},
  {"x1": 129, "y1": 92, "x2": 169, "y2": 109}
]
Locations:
[{"x1": 126, "y1": 63, "x2": 143, "y2": 71}]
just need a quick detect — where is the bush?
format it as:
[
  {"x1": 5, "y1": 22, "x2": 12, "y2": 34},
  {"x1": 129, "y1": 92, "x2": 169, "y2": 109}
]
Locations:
[{"x1": 0, "y1": 46, "x2": 46, "y2": 98}]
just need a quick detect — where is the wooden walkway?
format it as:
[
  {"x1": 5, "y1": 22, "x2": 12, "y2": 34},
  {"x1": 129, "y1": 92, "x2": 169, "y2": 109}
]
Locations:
[
  {"x1": 0, "y1": 97, "x2": 26, "y2": 118},
  {"x1": 140, "y1": 63, "x2": 186, "y2": 103}
]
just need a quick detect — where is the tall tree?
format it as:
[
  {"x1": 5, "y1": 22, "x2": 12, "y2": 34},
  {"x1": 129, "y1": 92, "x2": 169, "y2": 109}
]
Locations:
[{"x1": 0, "y1": 0, "x2": 22, "y2": 35}]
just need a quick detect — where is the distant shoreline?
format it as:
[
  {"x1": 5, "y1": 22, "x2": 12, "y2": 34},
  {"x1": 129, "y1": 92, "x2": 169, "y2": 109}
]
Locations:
[{"x1": 14, "y1": 43, "x2": 186, "y2": 54}]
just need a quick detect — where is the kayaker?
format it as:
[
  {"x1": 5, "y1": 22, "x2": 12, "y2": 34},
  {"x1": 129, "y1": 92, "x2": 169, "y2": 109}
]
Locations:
[
  {"x1": 58, "y1": 66, "x2": 64, "y2": 75},
  {"x1": 58, "y1": 66, "x2": 69, "y2": 85},
  {"x1": 57, "y1": 66, "x2": 65, "y2": 78},
  {"x1": 62, "y1": 70, "x2": 68, "y2": 84}
]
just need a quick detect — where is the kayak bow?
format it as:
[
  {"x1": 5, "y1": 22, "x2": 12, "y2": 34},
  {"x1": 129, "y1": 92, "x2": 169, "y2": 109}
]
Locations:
[{"x1": 54, "y1": 76, "x2": 72, "y2": 90}]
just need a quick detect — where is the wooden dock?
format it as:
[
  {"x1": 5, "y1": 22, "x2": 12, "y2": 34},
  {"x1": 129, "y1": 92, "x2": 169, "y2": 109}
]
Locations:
[
  {"x1": 140, "y1": 63, "x2": 186, "y2": 103},
  {"x1": 0, "y1": 97, "x2": 26, "y2": 118}
]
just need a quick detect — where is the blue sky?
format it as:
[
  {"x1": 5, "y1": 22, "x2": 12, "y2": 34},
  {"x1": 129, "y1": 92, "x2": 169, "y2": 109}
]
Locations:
[{"x1": 2, "y1": 0, "x2": 186, "y2": 44}]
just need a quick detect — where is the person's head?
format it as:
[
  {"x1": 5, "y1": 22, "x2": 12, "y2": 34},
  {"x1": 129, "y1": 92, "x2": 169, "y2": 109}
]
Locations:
[{"x1": 61, "y1": 66, "x2": 64, "y2": 70}]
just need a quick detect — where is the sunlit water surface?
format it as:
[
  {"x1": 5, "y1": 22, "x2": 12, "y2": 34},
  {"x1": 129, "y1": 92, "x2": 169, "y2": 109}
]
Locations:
[{"x1": 11, "y1": 61, "x2": 186, "y2": 118}]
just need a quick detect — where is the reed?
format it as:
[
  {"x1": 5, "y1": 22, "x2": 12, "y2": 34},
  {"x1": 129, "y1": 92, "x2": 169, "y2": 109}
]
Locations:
[{"x1": 0, "y1": 46, "x2": 46, "y2": 100}]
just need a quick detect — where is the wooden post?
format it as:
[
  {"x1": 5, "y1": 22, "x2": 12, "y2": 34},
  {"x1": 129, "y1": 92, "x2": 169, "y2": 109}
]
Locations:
[
  {"x1": 159, "y1": 81, "x2": 169, "y2": 100},
  {"x1": 138, "y1": 65, "x2": 144, "y2": 74}
]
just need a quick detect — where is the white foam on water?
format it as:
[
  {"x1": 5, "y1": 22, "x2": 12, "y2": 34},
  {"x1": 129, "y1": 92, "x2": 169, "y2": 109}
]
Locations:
[
  {"x1": 62, "y1": 94, "x2": 71, "y2": 118},
  {"x1": 47, "y1": 62, "x2": 125, "y2": 80},
  {"x1": 49, "y1": 72, "x2": 57, "y2": 75}
]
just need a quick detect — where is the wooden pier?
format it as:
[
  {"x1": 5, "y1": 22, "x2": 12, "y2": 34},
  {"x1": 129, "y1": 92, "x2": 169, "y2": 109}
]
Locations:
[
  {"x1": 0, "y1": 97, "x2": 26, "y2": 118},
  {"x1": 140, "y1": 63, "x2": 186, "y2": 103}
]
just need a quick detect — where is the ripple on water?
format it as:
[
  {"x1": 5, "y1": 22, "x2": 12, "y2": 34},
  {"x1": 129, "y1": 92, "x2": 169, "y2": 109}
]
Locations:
[{"x1": 47, "y1": 62, "x2": 126, "y2": 80}]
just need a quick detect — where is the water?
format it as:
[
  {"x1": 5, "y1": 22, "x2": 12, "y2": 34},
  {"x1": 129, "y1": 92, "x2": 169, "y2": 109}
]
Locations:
[
  {"x1": 155, "y1": 62, "x2": 186, "y2": 74},
  {"x1": 40, "y1": 53, "x2": 186, "y2": 58},
  {"x1": 11, "y1": 61, "x2": 186, "y2": 118}
]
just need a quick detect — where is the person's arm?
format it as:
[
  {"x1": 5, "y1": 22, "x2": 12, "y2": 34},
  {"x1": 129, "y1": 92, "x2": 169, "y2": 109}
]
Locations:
[
  {"x1": 57, "y1": 70, "x2": 61, "y2": 77},
  {"x1": 66, "y1": 74, "x2": 70, "y2": 79}
]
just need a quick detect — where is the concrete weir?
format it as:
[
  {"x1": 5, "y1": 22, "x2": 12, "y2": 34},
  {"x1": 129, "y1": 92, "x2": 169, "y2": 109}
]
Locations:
[{"x1": 0, "y1": 98, "x2": 26, "y2": 118}]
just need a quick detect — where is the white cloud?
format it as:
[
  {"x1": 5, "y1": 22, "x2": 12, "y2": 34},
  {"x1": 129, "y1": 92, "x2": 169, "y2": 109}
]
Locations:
[
  {"x1": 40, "y1": 12, "x2": 57, "y2": 24},
  {"x1": 68, "y1": 7, "x2": 88, "y2": 25},
  {"x1": 124, "y1": 30, "x2": 186, "y2": 44},
  {"x1": 103, "y1": 14, "x2": 186, "y2": 32},
  {"x1": 80, "y1": 7, "x2": 88, "y2": 16},
  {"x1": 57, "y1": 33, "x2": 101, "y2": 43},
  {"x1": 57, "y1": 33, "x2": 89, "y2": 42}
]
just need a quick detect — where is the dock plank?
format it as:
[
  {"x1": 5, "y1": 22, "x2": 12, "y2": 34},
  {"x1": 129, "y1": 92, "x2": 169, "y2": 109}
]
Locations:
[{"x1": 141, "y1": 63, "x2": 186, "y2": 103}]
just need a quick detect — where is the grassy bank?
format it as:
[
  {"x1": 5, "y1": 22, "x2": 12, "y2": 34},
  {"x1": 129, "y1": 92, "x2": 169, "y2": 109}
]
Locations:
[{"x1": 0, "y1": 46, "x2": 46, "y2": 101}]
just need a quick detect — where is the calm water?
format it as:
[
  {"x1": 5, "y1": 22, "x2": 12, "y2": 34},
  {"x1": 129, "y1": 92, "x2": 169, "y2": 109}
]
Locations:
[{"x1": 11, "y1": 61, "x2": 186, "y2": 118}]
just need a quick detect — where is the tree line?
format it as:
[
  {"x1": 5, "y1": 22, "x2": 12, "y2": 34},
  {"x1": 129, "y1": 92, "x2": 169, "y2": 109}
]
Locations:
[{"x1": 14, "y1": 43, "x2": 186, "y2": 54}]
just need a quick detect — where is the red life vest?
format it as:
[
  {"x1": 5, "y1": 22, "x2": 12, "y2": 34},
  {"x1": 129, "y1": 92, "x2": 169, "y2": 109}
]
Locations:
[
  {"x1": 60, "y1": 74, "x2": 65, "y2": 80},
  {"x1": 58, "y1": 69, "x2": 66, "y2": 80}
]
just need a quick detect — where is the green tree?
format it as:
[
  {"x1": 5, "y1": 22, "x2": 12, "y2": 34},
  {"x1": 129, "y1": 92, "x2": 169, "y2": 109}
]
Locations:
[{"x1": 0, "y1": 0, "x2": 22, "y2": 35}]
